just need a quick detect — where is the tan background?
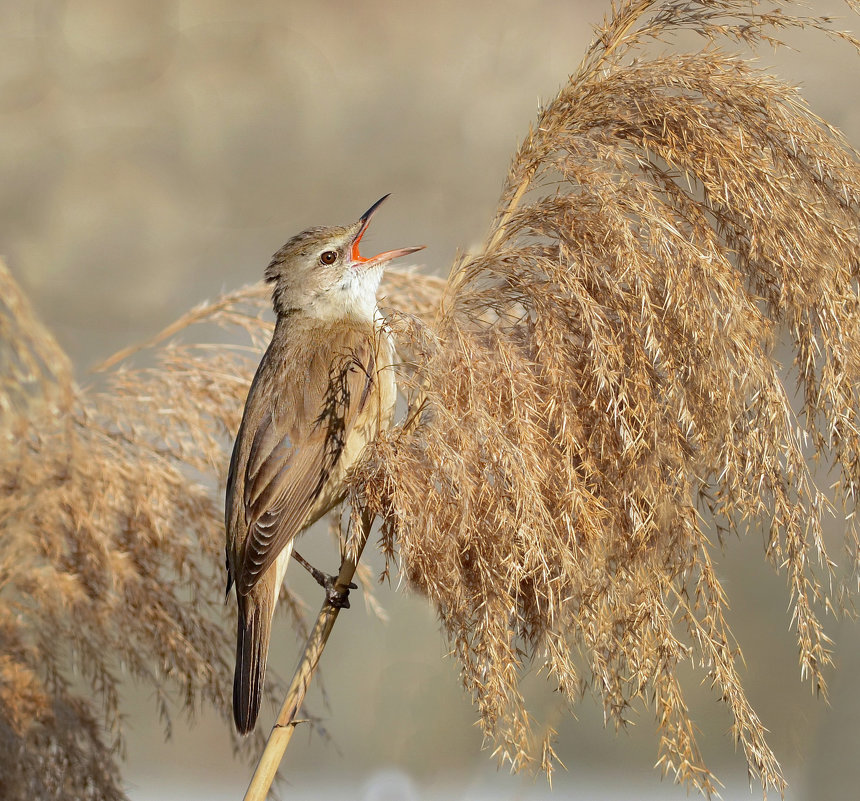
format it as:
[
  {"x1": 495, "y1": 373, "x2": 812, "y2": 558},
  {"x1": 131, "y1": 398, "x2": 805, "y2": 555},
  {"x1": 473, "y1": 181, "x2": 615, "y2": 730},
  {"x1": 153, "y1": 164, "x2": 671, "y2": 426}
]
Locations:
[{"x1": 2, "y1": 1, "x2": 859, "y2": 799}]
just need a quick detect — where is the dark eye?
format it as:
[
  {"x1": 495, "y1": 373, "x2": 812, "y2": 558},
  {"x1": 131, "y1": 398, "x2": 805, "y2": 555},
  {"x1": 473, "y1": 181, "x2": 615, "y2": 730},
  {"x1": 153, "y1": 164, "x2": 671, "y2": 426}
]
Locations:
[{"x1": 319, "y1": 250, "x2": 338, "y2": 265}]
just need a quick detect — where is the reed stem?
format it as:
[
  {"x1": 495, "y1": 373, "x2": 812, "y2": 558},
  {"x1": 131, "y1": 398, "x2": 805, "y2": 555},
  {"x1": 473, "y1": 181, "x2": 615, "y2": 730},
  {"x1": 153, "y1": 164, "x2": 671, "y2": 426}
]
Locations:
[{"x1": 242, "y1": 508, "x2": 374, "y2": 801}]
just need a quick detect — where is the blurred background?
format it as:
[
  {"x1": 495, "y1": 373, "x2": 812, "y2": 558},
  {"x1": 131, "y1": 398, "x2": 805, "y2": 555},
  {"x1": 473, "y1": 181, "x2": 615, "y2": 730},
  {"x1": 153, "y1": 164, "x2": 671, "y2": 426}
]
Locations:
[{"x1": 1, "y1": 1, "x2": 859, "y2": 799}]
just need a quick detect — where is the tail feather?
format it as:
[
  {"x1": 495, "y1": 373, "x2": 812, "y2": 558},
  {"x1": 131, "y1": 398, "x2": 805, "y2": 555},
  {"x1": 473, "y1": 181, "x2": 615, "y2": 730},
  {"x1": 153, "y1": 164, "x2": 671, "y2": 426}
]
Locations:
[
  {"x1": 233, "y1": 597, "x2": 272, "y2": 735},
  {"x1": 232, "y1": 542, "x2": 293, "y2": 734}
]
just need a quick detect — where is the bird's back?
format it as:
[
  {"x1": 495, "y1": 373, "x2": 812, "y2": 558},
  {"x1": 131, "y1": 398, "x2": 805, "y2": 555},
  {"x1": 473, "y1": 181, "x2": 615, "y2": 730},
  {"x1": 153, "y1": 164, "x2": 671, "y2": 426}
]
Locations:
[{"x1": 225, "y1": 315, "x2": 395, "y2": 599}]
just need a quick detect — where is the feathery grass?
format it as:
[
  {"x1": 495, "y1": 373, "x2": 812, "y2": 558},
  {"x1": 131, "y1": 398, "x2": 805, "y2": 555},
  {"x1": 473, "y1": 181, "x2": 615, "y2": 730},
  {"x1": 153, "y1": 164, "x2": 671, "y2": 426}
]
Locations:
[{"x1": 351, "y1": 1, "x2": 860, "y2": 795}]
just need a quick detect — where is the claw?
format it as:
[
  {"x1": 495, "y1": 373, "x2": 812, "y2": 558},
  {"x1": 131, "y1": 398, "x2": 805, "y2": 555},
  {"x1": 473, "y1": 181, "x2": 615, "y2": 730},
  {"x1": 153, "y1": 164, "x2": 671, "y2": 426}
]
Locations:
[
  {"x1": 325, "y1": 579, "x2": 353, "y2": 609},
  {"x1": 292, "y1": 550, "x2": 357, "y2": 609}
]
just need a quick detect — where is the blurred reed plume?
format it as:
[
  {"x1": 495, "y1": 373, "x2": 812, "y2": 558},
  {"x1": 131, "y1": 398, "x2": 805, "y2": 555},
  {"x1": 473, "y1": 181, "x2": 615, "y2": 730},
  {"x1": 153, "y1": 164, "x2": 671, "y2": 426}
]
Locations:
[
  {"x1": 0, "y1": 262, "x2": 438, "y2": 800},
  {"x1": 0, "y1": 264, "x2": 267, "y2": 800},
  {"x1": 1, "y1": 0, "x2": 859, "y2": 798},
  {"x1": 351, "y1": 1, "x2": 860, "y2": 796}
]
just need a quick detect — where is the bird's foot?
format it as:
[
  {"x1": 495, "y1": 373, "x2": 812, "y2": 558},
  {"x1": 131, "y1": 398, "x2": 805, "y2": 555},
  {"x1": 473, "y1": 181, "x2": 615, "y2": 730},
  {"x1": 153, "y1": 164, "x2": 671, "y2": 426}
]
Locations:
[
  {"x1": 292, "y1": 551, "x2": 357, "y2": 609},
  {"x1": 324, "y1": 577, "x2": 356, "y2": 609}
]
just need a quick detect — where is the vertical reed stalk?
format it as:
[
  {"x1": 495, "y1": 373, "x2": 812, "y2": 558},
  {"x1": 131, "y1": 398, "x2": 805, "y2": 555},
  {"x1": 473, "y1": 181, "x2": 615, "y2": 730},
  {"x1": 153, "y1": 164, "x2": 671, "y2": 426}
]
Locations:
[{"x1": 243, "y1": 508, "x2": 374, "y2": 801}]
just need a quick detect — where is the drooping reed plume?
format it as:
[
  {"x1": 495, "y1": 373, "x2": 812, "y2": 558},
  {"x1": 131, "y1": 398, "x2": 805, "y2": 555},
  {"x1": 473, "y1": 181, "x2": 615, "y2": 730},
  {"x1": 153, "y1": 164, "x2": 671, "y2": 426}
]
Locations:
[
  {"x1": 0, "y1": 267, "x2": 266, "y2": 800},
  {"x1": 351, "y1": 2, "x2": 860, "y2": 796},
  {"x1": 1, "y1": 1, "x2": 859, "y2": 798}
]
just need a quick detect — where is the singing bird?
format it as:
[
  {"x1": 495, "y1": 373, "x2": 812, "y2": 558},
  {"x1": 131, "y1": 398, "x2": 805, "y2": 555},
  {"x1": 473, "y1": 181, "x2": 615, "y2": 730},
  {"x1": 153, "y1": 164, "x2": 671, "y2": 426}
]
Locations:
[{"x1": 225, "y1": 196, "x2": 423, "y2": 734}]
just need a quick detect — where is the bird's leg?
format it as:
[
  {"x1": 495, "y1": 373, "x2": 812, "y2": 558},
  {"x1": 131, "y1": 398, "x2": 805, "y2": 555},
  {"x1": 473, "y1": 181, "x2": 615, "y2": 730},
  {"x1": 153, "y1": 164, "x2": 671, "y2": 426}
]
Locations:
[{"x1": 291, "y1": 550, "x2": 357, "y2": 609}]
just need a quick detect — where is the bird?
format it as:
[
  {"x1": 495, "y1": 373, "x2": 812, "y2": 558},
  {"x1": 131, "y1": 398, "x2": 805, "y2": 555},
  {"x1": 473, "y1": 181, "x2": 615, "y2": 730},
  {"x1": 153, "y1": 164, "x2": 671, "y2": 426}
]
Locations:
[{"x1": 225, "y1": 195, "x2": 424, "y2": 734}]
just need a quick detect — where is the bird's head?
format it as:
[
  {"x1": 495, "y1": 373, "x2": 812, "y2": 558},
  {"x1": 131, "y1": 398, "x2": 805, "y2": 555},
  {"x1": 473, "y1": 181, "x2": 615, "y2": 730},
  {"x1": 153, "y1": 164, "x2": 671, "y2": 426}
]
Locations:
[{"x1": 265, "y1": 195, "x2": 424, "y2": 321}]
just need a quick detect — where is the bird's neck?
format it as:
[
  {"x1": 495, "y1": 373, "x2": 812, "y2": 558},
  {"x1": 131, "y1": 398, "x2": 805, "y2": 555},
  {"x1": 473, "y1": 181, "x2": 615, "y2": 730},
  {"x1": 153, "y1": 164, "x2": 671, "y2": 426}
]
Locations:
[{"x1": 275, "y1": 300, "x2": 385, "y2": 339}]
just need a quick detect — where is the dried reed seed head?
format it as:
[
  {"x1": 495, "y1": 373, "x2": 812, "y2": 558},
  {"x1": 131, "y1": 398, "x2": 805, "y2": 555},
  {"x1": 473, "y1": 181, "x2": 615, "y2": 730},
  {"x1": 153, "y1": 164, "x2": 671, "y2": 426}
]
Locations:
[{"x1": 352, "y1": 2, "x2": 860, "y2": 796}]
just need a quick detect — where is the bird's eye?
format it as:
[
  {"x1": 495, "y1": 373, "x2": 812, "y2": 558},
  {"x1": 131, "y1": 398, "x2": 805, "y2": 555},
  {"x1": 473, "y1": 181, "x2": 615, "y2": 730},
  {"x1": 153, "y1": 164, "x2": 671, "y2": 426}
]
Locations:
[{"x1": 319, "y1": 250, "x2": 338, "y2": 265}]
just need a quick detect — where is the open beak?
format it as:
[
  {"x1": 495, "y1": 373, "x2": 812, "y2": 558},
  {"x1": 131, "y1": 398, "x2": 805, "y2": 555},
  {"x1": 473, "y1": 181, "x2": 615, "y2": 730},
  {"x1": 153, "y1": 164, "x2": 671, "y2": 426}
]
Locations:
[{"x1": 350, "y1": 194, "x2": 425, "y2": 268}]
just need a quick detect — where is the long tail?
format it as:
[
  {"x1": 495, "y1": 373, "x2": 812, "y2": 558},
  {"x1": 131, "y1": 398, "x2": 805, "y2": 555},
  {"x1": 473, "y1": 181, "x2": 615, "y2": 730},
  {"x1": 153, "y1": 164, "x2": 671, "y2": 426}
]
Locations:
[
  {"x1": 233, "y1": 590, "x2": 273, "y2": 735},
  {"x1": 232, "y1": 542, "x2": 293, "y2": 734}
]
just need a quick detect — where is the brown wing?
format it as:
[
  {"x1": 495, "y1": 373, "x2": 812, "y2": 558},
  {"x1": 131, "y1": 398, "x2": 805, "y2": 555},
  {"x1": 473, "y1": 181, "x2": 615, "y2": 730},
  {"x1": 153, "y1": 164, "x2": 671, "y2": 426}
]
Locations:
[{"x1": 232, "y1": 328, "x2": 377, "y2": 596}]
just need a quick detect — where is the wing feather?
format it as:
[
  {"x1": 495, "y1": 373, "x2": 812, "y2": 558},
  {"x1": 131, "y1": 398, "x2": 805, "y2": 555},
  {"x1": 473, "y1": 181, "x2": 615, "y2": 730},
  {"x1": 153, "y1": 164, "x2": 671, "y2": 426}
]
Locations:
[{"x1": 233, "y1": 327, "x2": 378, "y2": 595}]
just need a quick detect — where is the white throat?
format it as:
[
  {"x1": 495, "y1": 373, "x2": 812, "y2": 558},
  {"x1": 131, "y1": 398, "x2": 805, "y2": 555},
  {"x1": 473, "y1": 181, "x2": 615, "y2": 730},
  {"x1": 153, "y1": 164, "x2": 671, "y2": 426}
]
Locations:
[{"x1": 307, "y1": 265, "x2": 383, "y2": 322}]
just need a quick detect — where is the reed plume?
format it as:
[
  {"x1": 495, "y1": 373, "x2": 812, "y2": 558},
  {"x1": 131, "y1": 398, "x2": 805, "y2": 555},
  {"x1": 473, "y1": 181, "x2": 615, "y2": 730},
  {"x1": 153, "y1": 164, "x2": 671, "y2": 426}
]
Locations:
[
  {"x1": 350, "y1": 1, "x2": 860, "y2": 796},
  {"x1": 0, "y1": 264, "x2": 265, "y2": 800}
]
